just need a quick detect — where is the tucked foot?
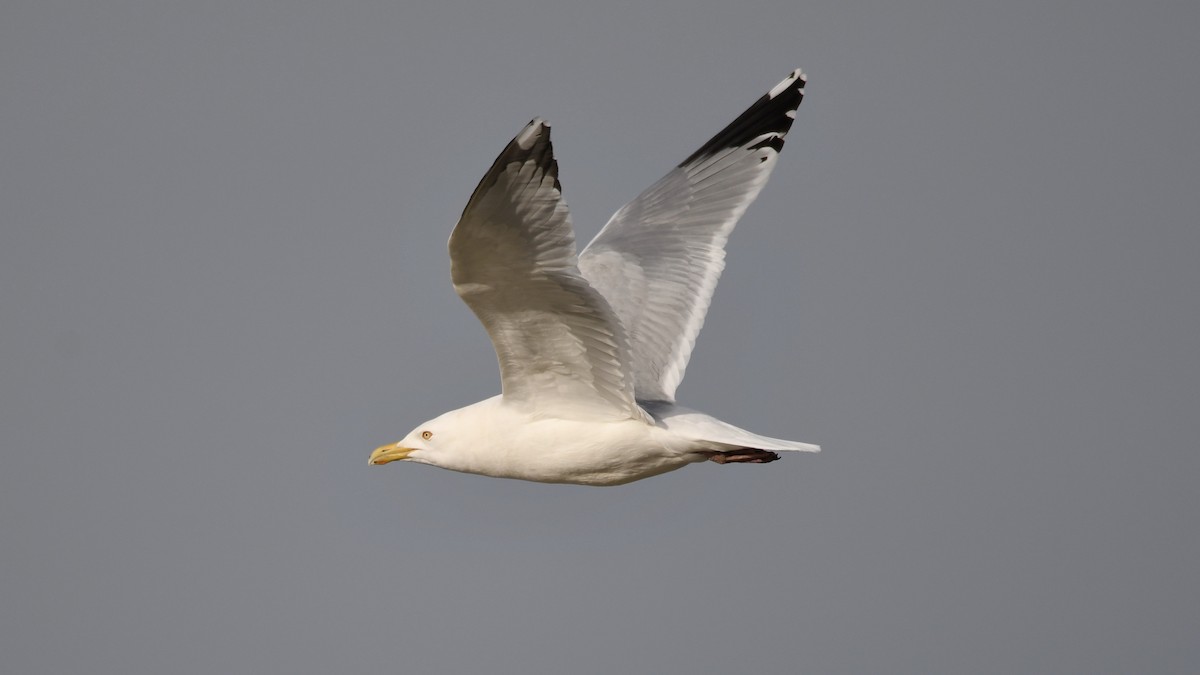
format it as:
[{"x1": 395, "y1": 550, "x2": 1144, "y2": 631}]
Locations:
[{"x1": 708, "y1": 449, "x2": 781, "y2": 464}]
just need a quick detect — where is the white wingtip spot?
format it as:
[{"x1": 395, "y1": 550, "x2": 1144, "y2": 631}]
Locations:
[
  {"x1": 768, "y1": 68, "x2": 806, "y2": 99},
  {"x1": 516, "y1": 118, "x2": 548, "y2": 149}
]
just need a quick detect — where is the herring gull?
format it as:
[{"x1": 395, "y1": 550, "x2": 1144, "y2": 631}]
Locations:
[{"x1": 370, "y1": 69, "x2": 819, "y2": 485}]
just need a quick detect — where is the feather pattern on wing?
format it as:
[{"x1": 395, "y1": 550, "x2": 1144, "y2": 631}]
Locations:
[
  {"x1": 579, "y1": 70, "x2": 806, "y2": 403},
  {"x1": 450, "y1": 119, "x2": 646, "y2": 421}
]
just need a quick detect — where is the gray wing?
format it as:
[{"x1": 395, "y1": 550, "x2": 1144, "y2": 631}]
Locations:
[
  {"x1": 578, "y1": 69, "x2": 806, "y2": 403},
  {"x1": 450, "y1": 119, "x2": 646, "y2": 422}
]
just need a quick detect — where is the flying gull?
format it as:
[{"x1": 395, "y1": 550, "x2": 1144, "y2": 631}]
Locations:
[{"x1": 370, "y1": 69, "x2": 819, "y2": 485}]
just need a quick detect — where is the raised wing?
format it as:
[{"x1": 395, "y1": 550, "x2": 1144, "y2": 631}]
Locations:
[
  {"x1": 449, "y1": 119, "x2": 645, "y2": 421},
  {"x1": 578, "y1": 69, "x2": 806, "y2": 403}
]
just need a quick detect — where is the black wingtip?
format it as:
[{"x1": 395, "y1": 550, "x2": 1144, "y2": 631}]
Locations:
[
  {"x1": 680, "y1": 69, "x2": 806, "y2": 167},
  {"x1": 476, "y1": 118, "x2": 563, "y2": 196}
]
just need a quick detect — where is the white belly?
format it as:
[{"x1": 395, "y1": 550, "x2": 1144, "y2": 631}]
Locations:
[{"x1": 456, "y1": 409, "x2": 704, "y2": 486}]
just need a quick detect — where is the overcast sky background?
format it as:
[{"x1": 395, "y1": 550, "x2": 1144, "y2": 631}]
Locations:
[{"x1": 3, "y1": 2, "x2": 1198, "y2": 673}]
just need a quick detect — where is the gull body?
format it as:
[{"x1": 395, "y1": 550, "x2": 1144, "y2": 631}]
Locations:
[
  {"x1": 373, "y1": 395, "x2": 816, "y2": 486},
  {"x1": 375, "y1": 397, "x2": 694, "y2": 486},
  {"x1": 371, "y1": 69, "x2": 820, "y2": 485}
]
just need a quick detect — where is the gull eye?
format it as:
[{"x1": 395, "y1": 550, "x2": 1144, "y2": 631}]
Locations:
[{"x1": 421, "y1": 430, "x2": 433, "y2": 440}]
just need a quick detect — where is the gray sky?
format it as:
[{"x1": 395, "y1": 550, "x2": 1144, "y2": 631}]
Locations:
[{"x1": 3, "y1": 1, "x2": 1198, "y2": 673}]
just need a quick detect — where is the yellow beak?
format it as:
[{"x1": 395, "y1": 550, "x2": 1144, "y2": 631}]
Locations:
[{"x1": 369, "y1": 444, "x2": 413, "y2": 466}]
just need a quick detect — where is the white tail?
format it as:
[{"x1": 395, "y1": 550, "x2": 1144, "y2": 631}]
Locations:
[{"x1": 644, "y1": 403, "x2": 820, "y2": 453}]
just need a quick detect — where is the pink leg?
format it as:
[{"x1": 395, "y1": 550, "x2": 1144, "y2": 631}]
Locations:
[{"x1": 708, "y1": 449, "x2": 781, "y2": 464}]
